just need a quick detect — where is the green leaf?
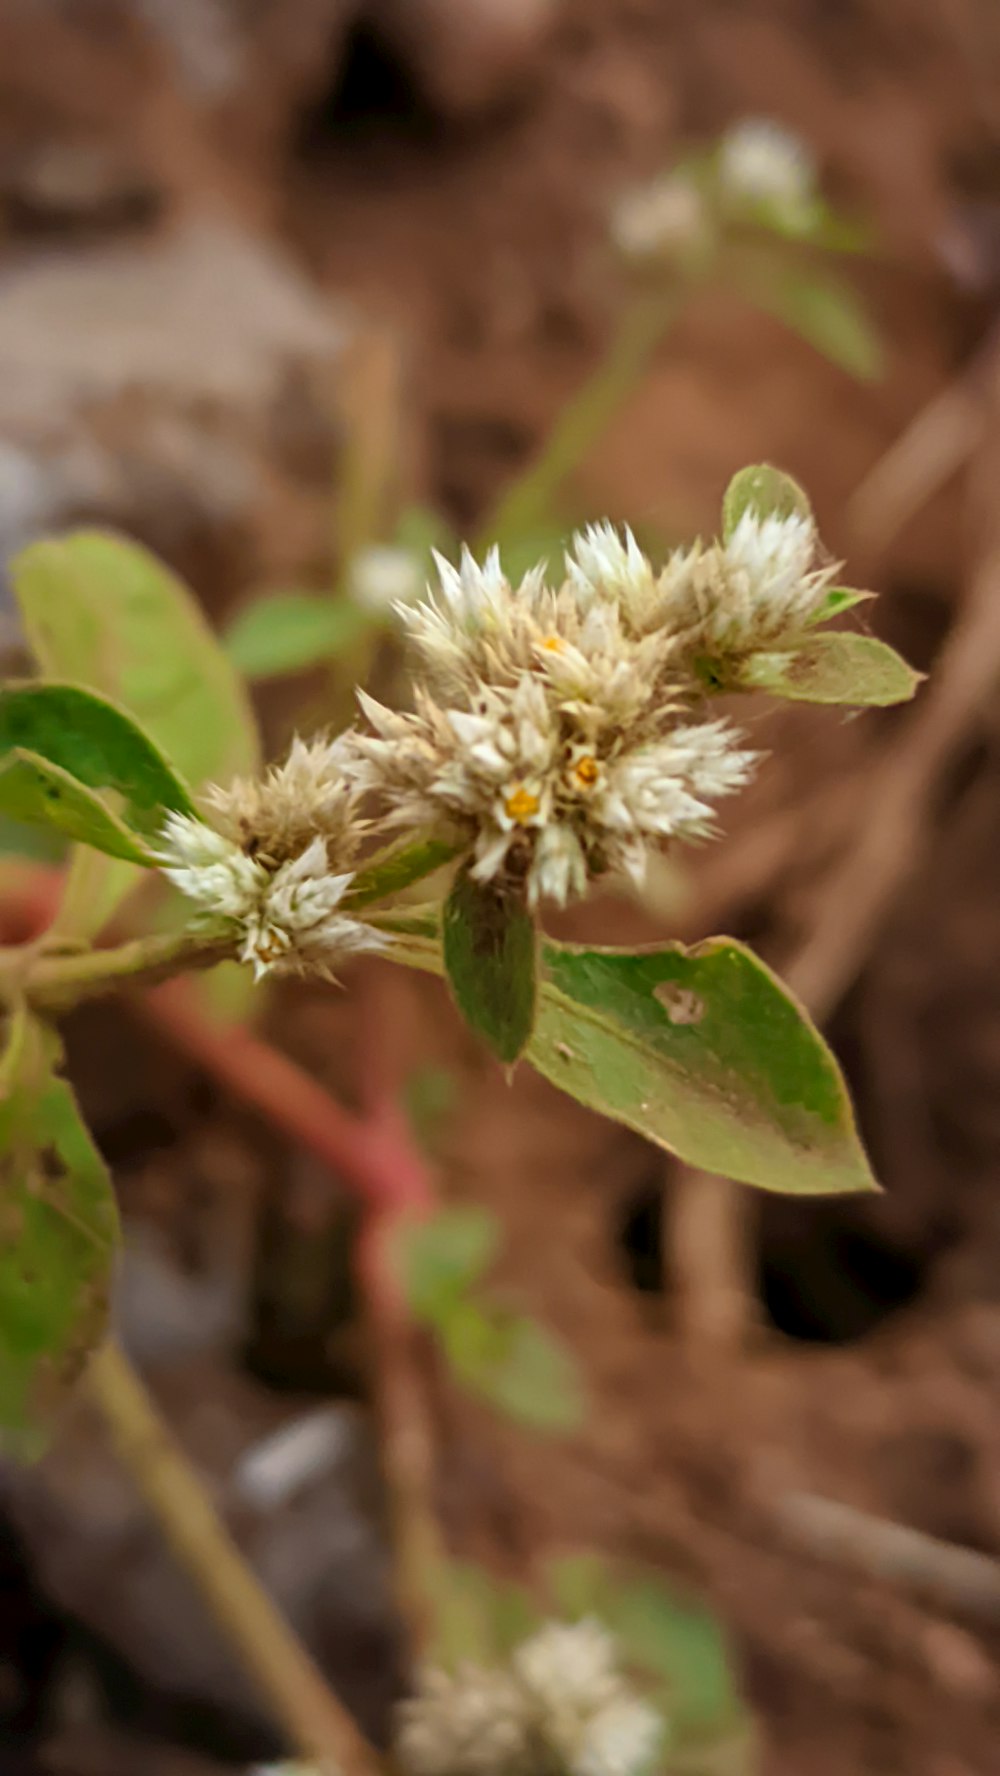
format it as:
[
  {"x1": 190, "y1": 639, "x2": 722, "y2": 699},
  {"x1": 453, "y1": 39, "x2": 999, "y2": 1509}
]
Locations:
[
  {"x1": 224, "y1": 592, "x2": 373, "y2": 680},
  {"x1": 383, "y1": 919, "x2": 879, "y2": 1195},
  {"x1": 534, "y1": 938, "x2": 878, "y2": 1195},
  {"x1": 12, "y1": 532, "x2": 258, "y2": 790},
  {"x1": 11, "y1": 530, "x2": 259, "y2": 936},
  {"x1": 0, "y1": 752, "x2": 155, "y2": 864},
  {"x1": 0, "y1": 683, "x2": 195, "y2": 834},
  {"x1": 0, "y1": 1013, "x2": 119, "y2": 1448},
  {"x1": 749, "y1": 268, "x2": 883, "y2": 382},
  {"x1": 721, "y1": 464, "x2": 812, "y2": 540},
  {"x1": 347, "y1": 834, "x2": 462, "y2": 910},
  {"x1": 441, "y1": 1299, "x2": 585, "y2": 1433},
  {"x1": 742, "y1": 632, "x2": 922, "y2": 705},
  {"x1": 443, "y1": 868, "x2": 538, "y2": 1066},
  {"x1": 608, "y1": 1578, "x2": 744, "y2": 1737},
  {"x1": 392, "y1": 1206, "x2": 500, "y2": 1318},
  {"x1": 806, "y1": 586, "x2": 875, "y2": 626}
]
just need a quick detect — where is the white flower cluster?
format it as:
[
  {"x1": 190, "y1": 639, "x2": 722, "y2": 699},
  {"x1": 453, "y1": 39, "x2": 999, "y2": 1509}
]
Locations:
[
  {"x1": 717, "y1": 118, "x2": 816, "y2": 217},
  {"x1": 610, "y1": 173, "x2": 707, "y2": 267},
  {"x1": 158, "y1": 737, "x2": 384, "y2": 980},
  {"x1": 340, "y1": 507, "x2": 835, "y2": 908},
  {"x1": 396, "y1": 1619, "x2": 664, "y2": 1776}
]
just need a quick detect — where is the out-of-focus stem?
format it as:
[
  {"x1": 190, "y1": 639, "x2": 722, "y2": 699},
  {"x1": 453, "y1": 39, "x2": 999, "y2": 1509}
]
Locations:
[
  {"x1": 88, "y1": 1340, "x2": 383, "y2": 1776},
  {"x1": 484, "y1": 292, "x2": 678, "y2": 551}
]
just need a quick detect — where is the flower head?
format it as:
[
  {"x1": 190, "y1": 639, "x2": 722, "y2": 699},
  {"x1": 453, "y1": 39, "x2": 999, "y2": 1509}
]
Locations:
[
  {"x1": 349, "y1": 543, "x2": 424, "y2": 615},
  {"x1": 397, "y1": 1664, "x2": 533, "y2": 1776},
  {"x1": 566, "y1": 511, "x2": 837, "y2": 662},
  {"x1": 611, "y1": 173, "x2": 707, "y2": 267},
  {"x1": 342, "y1": 537, "x2": 756, "y2": 907},
  {"x1": 717, "y1": 118, "x2": 815, "y2": 217},
  {"x1": 396, "y1": 1621, "x2": 664, "y2": 1776},
  {"x1": 158, "y1": 737, "x2": 384, "y2": 980},
  {"x1": 513, "y1": 1620, "x2": 664, "y2": 1776},
  {"x1": 204, "y1": 734, "x2": 362, "y2": 867}
]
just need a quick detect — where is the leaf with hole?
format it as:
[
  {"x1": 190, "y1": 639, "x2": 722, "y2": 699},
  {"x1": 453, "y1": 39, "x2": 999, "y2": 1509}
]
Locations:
[
  {"x1": 721, "y1": 463, "x2": 812, "y2": 540},
  {"x1": 443, "y1": 868, "x2": 537, "y2": 1066},
  {"x1": 741, "y1": 632, "x2": 922, "y2": 705},
  {"x1": 534, "y1": 938, "x2": 879, "y2": 1195},
  {"x1": 0, "y1": 684, "x2": 195, "y2": 834},
  {"x1": 381, "y1": 919, "x2": 880, "y2": 1195},
  {"x1": 0, "y1": 753, "x2": 155, "y2": 863},
  {"x1": 224, "y1": 591, "x2": 374, "y2": 680},
  {"x1": 0, "y1": 1013, "x2": 119, "y2": 1450}
]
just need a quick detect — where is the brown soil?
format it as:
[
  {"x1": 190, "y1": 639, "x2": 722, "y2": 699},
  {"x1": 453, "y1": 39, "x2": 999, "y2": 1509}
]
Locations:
[{"x1": 7, "y1": 2, "x2": 1000, "y2": 1774}]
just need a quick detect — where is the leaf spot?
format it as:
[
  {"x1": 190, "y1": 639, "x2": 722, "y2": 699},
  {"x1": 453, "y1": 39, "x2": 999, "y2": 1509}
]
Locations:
[{"x1": 653, "y1": 983, "x2": 705, "y2": 1025}]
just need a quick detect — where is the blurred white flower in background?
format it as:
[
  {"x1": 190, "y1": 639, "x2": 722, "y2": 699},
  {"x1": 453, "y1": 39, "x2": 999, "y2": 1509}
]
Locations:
[
  {"x1": 397, "y1": 1618, "x2": 665, "y2": 1776},
  {"x1": 610, "y1": 172, "x2": 707, "y2": 267},
  {"x1": 349, "y1": 543, "x2": 425, "y2": 616},
  {"x1": 717, "y1": 118, "x2": 816, "y2": 216}
]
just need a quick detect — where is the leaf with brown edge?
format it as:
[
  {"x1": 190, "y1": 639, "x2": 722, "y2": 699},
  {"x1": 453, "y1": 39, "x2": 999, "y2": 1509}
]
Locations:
[{"x1": 742, "y1": 632, "x2": 922, "y2": 705}]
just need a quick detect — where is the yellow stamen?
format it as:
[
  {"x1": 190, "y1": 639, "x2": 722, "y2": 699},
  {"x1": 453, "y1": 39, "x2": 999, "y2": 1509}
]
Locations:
[
  {"x1": 572, "y1": 755, "x2": 600, "y2": 788},
  {"x1": 541, "y1": 635, "x2": 563, "y2": 652},
  {"x1": 504, "y1": 785, "x2": 541, "y2": 824}
]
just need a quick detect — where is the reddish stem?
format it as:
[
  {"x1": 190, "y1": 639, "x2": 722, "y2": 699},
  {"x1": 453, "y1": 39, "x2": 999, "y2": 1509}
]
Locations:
[
  {"x1": 140, "y1": 979, "x2": 433, "y2": 1216},
  {"x1": 0, "y1": 864, "x2": 432, "y2": 1222}
]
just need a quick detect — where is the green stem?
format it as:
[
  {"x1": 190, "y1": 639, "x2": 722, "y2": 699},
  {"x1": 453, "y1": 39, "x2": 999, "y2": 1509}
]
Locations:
[
  {"x1": 483, "y1": 291, "x2": 681, "y2": 552},
  {"x1": 24, "y1": 930, "x2": 228, "y2": 1014},
  {"x1": 88, "y1": 1340, "x2": 382, "y2": 1776}
]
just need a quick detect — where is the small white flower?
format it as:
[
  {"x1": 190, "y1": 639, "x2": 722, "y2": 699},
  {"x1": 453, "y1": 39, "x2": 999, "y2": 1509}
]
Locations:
[
  {"x1": 396, "y1": 1623, "x2": 665, "y2": 1776},
  {"x1": 514, "y1": 1620, "x2": 665, "y2": 1776},
  {"x1": 340, "y1": 521, "x2": 758, "y2": 906},
  {"x1": 566, "y1": 523, "x2": 701, "y2": 639},
  {"x1": 569, "y1": 1695, "x2": 664, "y2": 1776},
  {"x1": 158, "y1": 811, "x2": 265, "y2": 920},
  {"x1": 237, "y1": 835, "x2": 382, "y2": 981},
  {"x1": 205, "y1": 734, "x2": 363, "y2": 865},
  {"x1": 513, "y1": 1619, "x2": 619, "y2": 1708},
  {"x1": 397, "y1": 1664, "x2": 533, "y2": 1776},
  {"x1": 158, "y1": 818, "x2": 384, "y2": 981},
  {"x1": 710, "y1": 509, "x2": 833, "y2": 648},
  {"x1": 349, "y1": 543, "x2": 424, "y2": 615},
  {"x1": 717, "y1": 118, "x2": 815, "y2": 215},
  {"x1": 611, "y1": 172, "x2": 707, "y2": 265}
]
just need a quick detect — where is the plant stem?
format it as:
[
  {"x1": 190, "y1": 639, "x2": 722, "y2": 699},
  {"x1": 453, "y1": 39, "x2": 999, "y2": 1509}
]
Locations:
[
  {"x1": 137, "y1": 977, "x2": 431, "y2": 1211},
  {"x1": 484, "y1": 292, "x2": 679, "y2": 552},
  {"x1": 87, "y1": 1339, "x2": 383, "y2": 1776},
  {"x1": 25, "y1": 930, "x2": 227, "y2": 1014}
]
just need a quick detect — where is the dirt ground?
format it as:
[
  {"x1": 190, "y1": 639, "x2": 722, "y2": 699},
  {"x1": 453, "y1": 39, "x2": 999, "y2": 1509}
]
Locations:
[{"x1": 3, "y1": 1, "x2": 1000, "y2": 1773}]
